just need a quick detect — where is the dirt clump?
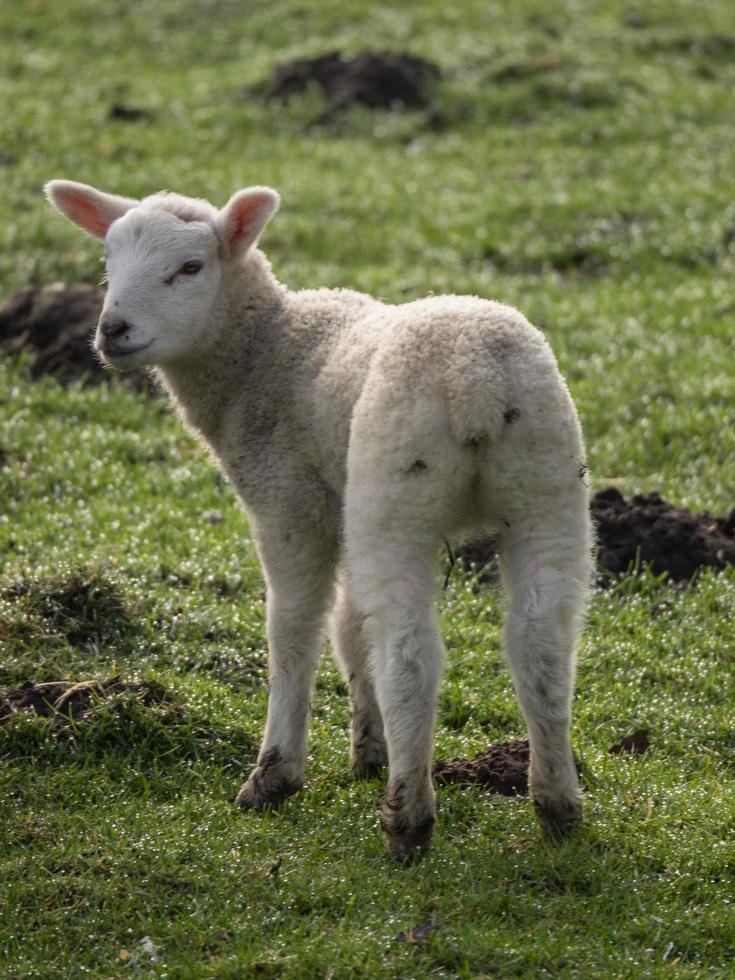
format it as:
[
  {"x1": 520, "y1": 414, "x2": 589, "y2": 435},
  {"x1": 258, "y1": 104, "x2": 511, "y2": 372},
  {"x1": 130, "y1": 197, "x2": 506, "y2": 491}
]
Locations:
[
  {"x1": 433, "y1": 739, "x2": 530, "y2": 795},
  {"x1": 395, "y1": 920, "x2": 440, "y2": 943},
  {"x1": 0, "y1": 677, "x2": 172, "y2": 726},
  {"x1": 0, "y1": 681, "x2": 73, "y2": 719},
  {"x1": 454, "y1": 488, "x2": 735, "y2": 586},
  {"x1": 592, "y1": 488, "x2": 735, "y2": 582},
  {"x1": 255, "y1": 49, "x2": 440, "y2": 114},
  {"x1": 609, "y1": 728, "x2": 650, "y2": 755},
  {"x1": 0, "y1": 282, "x2": 150, "y2": 390},
  {"x1": 109, "y1": 103, "x2": 153, "y2": 121}
]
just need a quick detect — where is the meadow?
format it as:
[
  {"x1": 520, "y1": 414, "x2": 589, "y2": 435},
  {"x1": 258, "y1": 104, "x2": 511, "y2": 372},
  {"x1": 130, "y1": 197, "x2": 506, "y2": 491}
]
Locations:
[{"x1": 0, "y1": 0, "x2": 733, "y2": 975}]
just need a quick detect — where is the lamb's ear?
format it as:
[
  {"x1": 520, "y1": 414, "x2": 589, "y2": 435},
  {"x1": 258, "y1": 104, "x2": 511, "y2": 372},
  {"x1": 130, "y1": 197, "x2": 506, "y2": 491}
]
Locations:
[
  {"x1": 44, "y1": 180, "x2": 137, "y2": 239},
  {"x1": 216, "y1": 187, "x2": 280, "y2": 255}
]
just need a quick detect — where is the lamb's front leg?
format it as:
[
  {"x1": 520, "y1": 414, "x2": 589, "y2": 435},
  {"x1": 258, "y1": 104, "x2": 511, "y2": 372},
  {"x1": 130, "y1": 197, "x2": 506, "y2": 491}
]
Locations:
[{"x1": 235, "y1": 524, "x2": 337, "y2": 811}]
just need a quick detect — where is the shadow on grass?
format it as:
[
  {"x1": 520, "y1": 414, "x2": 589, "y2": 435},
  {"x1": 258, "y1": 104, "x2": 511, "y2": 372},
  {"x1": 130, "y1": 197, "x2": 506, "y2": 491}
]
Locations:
[
  {"x1": 0, "y1": 683, "x2": 252, "y2": 787},
  {"x1": 0, "y1": 567, "x2": 141, "y2": 666}
]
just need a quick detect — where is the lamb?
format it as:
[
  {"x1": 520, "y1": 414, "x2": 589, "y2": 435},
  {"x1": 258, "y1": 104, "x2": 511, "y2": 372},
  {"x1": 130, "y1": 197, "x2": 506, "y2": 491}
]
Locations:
[{"x1": 45, "y1": 179, "x2": 593, "y2": 861}]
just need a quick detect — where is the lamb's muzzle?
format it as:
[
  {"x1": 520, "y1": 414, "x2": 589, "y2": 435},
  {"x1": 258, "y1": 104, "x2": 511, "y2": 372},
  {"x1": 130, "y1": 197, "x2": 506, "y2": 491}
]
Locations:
[
  {"x1": 99, "y1": 315, "x2": 130, "y2": 341},
  {"x1": 45, "y1": 178, "x2": 593, "y2": 862}
]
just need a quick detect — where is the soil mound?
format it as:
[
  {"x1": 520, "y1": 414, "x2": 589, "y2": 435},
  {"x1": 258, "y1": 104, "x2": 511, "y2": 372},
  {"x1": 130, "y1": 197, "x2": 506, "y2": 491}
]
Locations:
[
  {"x1": 256, "y1": 49, "x2": 440, "y2": 113},
  {"x1": 609, "y1": 728, "x2": 650, "y2": 755},
  {"x1": 0, "y1": 677, "x2": 171, "y2": 726},
  {"x1": 455, "y1": 489, "x2": 735, "y2": 585},
  {"x1": 433, "y1": 739, "x2": 590, "y2": 796},
  {"x1": 433, "y1": 739, "x2": 530, "y2": 795},
  {"x1": 0, "y1": 283, "x2": 149, "y2": 390},
  {"x1": 592, "y1": 488, "x2": 735, "y2": 581}
]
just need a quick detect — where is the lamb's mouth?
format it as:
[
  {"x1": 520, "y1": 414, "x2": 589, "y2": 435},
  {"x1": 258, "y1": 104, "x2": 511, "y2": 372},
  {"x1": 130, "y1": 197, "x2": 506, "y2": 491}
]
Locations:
[{"x1": 100, "y1": 341, "x2": 152, "y2": 361}]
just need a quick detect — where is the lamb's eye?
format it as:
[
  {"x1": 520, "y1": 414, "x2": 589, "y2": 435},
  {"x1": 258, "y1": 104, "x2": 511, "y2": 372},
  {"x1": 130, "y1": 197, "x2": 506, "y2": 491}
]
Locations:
[{"x1": 180, "y1": 260, "x2": 203, "y2": 275}]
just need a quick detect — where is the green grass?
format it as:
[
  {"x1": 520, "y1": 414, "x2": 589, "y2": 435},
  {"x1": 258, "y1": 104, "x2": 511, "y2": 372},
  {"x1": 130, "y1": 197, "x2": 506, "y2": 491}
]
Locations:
[{"x1": 1, "y1": 0, "x2": 734, "y2": 975}]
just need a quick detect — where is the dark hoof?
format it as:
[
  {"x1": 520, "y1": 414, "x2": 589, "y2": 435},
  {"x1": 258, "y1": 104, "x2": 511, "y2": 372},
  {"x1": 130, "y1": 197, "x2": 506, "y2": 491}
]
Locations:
[
  {"x1": 352, "y1": 753, "x2": 388, "y2": 780},
  {"x1": 233, "y1": 764, "x2": 301, "y2": 812},
  {"x1": 380, "y1": 808, "x2": 435, "y2": 863},
  {"x1": 534, "y1": 796, "x2": 583, "y2": 839},
  {"x1": 351, "y1": 729, "x2": 388, "y2": 779}
]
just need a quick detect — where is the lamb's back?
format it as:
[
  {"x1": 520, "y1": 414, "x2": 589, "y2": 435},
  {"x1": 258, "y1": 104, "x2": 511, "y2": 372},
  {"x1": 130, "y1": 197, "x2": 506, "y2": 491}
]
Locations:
[{"x1": 274, "y1": 287, "x2": 570, "y2": 497}]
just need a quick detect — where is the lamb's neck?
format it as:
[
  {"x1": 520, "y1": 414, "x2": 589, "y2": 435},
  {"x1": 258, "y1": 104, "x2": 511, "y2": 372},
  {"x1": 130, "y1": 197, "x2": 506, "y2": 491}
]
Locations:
[{"x1": 156, "y1": 249, "x2": 288, "y2": 445}]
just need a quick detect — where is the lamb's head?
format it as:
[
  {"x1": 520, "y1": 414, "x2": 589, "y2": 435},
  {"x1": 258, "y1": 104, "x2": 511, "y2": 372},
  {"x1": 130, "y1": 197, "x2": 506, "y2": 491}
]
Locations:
[{"x1": 45, "y1": 181, "x2": 279, "y2": 371}]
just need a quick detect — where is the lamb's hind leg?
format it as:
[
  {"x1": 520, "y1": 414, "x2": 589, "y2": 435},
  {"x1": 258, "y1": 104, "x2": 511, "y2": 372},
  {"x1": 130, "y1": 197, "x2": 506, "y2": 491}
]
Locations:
[
  {"x1": 331, "y1": 571, "x2": 387, "y2": 777},
  {"x1": 499, "y1": 498, "x2": 592, "y2": 835},
  {"x1": 349, "y1": 540, "x2": 444, "y2": 862},
  {"x1": 345, "y1": 390, "x2": 470, "y2": 861}
]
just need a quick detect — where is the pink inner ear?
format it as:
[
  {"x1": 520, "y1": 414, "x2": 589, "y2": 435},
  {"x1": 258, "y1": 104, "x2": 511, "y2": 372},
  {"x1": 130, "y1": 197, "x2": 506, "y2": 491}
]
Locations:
[
  {"x1": 63, "y1": 191, "x2": 113, "y2": 237},
  {"x1": 226, "y1": 198, "x2": 263, "y2": 248}
]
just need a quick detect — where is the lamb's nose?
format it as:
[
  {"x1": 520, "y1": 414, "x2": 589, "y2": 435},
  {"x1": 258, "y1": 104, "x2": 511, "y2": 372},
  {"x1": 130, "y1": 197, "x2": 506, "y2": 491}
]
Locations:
[{"x1": 100, "y1": 316, "x2": 130, "y2": 341}]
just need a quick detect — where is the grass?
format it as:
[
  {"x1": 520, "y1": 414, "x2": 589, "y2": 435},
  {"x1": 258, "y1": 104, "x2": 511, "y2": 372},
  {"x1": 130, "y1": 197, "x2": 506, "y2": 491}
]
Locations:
[{"x1": 1, "y1": 0, "x2": 734, "y2": 975}]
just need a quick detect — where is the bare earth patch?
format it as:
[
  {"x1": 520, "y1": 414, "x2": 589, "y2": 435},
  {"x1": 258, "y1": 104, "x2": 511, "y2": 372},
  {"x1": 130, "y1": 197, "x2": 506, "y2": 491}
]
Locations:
[
  {"x1": 0, "y1": 677, "x2": 172, "y2": 727},
  {"x1": 0, "y1": 283, "x2": 150, "y2": 390},
  {"x1": 591, "y1": 488, "x2": 735, "y2": 582},
  {"x1": 432, "y1": 739, "x2": 531, "y2": 795},
  {"x1": 254, "y1": 49, "x2": 441, "y2": 116},
  {"x1": 609, "y1": 728, "x2": 650, "y2": 755}
]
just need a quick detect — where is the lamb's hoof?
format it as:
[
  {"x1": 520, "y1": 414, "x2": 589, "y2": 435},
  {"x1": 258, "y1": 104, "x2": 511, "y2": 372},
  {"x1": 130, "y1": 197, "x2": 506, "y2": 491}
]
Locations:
[
  {"x1": 351, "y1": 724, "x2": 388, "y2": 779},
  {"x1": 352, "y1": 746, "x2": 388, "y2": 779},
  {"x1": 233, "y1": 753, "x2": 301, "y2": 812},
  {"x1": 533, "y1": 794, "x2": 583, "y2": 839},
  {"x1": 353, "y1": 759, "x2": 386, "y2": 780},
  {"x1": 380, "y1": 808, "x2": 435, "y2": 864}
]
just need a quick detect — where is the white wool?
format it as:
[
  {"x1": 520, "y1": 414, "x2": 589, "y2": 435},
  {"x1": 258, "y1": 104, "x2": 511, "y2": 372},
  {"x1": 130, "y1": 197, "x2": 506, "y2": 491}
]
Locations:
[{"x1": 46, "y1": 180, "x2": 593, "y2": 860}]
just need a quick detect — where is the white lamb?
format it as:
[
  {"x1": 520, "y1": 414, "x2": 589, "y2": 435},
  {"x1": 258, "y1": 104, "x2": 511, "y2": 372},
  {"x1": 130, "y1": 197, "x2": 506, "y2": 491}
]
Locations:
[{"x1": 45, "y1": 180, "x2": 593, "y2": 861}]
